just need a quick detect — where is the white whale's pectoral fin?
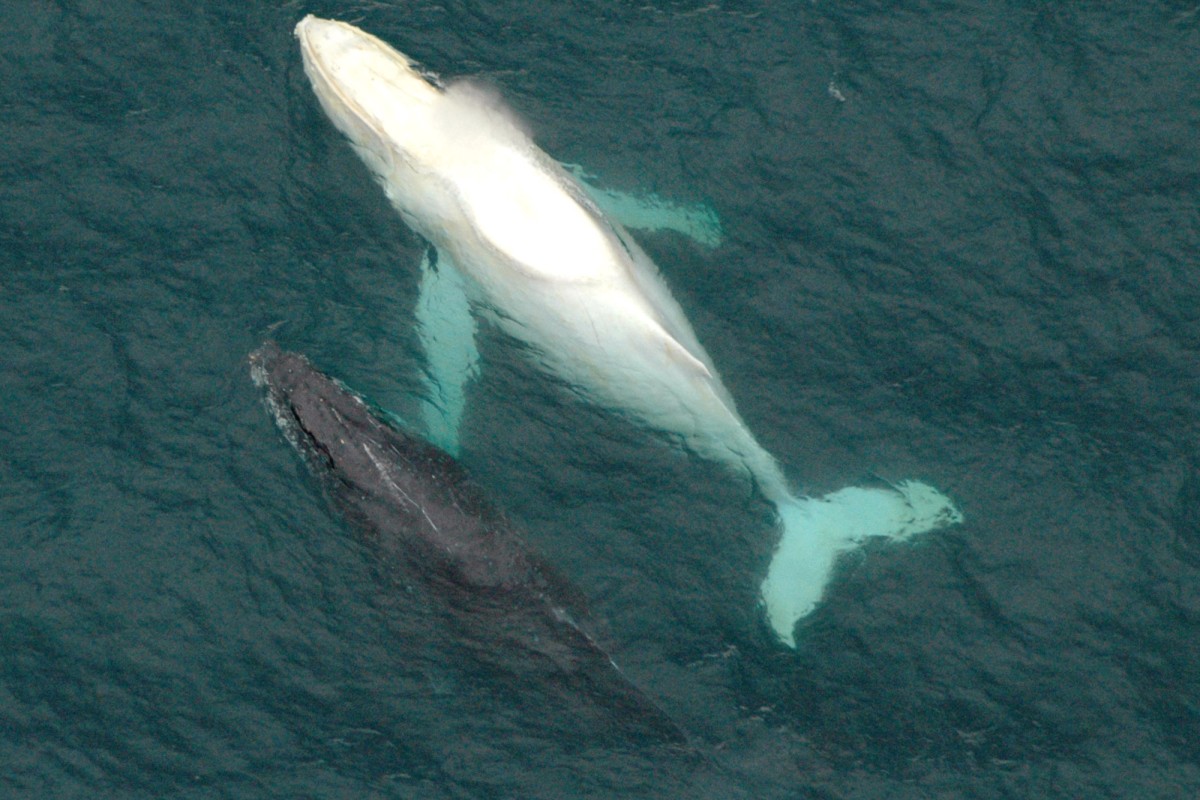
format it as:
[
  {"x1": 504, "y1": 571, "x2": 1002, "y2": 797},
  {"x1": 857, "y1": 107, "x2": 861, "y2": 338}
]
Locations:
[
  {"x1": 416, "y1": 248, "x2": 479, "y2": 455},
  {"x1": 760, "y1": 481, "x2": 963, "y2": 648},
  {"x1": 562, "y1": 163, "x2": 723, "y2": 248}
]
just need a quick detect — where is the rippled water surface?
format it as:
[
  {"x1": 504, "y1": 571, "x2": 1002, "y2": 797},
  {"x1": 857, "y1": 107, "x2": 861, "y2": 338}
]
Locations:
[{"x1": 3, "y1": 1, "x2": 1198, "y2": 797}]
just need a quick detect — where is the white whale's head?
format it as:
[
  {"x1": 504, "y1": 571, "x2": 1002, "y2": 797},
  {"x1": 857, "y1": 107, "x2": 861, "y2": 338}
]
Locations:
[
  {"x1": 294, "y1": 15, "x2": 445, "y2": 181},
  {"x1": 293, "y1": 15, "x2": 567, "y2": 259}
]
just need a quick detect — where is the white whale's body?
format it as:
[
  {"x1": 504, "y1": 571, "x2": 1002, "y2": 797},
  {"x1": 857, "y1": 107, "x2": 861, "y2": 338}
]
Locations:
[
  {"x1": 295, "y1": 17, "x2": 777, "y2": 487},
  {"x1": 295, "y1": 16, "x2": 961, "y2": 646}
]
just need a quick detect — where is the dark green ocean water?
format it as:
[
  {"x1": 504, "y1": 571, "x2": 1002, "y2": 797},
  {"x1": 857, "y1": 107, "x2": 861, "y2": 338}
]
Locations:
[{"x1": 3, "y1": 1, "x2": 1199, "y2": 797}]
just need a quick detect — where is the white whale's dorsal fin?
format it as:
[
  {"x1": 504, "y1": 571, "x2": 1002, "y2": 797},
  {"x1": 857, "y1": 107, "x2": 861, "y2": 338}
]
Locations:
[
  {"x1": 642, "y1": 316, "x2": 713, "y2": 379},
  {"x1": 608, "y1": 223, "x2": 729, "y2": 397}
]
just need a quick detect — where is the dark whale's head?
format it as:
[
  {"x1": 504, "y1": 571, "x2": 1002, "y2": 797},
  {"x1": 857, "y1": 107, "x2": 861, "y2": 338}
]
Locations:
[
  {"x1": 247, "y1": 341, "x2": 510, "y2": 585},
  {"x1": 249, "y1": 341, "x2": 383, "y2": 479}
]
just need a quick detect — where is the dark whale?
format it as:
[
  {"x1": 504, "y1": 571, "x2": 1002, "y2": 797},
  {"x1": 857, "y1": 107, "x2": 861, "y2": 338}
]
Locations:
[{"x1": 249, "y1": 342, "x2": 684, "y2": 744}]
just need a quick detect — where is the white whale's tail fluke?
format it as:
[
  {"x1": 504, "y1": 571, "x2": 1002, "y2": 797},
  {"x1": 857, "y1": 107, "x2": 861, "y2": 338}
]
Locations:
[{"x1": 760, "y1": 481, "x2": 962, "y2": 647}]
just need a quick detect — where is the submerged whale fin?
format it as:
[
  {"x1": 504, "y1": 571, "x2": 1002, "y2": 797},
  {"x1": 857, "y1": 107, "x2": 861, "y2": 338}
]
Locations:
[
  {"x1": 760, "y1": 481, "x2": 963, "y2": 647},
  {"x1": 563, "y1": 163, "x2": 723, "y2": 248},
  {"x1": 416, "y1": 248, "x2": 478, "y2": 455}
]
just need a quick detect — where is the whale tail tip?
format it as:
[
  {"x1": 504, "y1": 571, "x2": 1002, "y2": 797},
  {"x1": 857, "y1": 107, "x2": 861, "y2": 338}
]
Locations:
[{"x1": 759, "y1": 480, "x2": 962, "y2": 647}]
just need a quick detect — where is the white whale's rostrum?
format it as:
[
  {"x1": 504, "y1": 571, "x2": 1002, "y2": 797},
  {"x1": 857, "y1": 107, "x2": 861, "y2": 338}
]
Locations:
[{"x1": 294, "y1": 15, "x2": 962, "y2": 647}]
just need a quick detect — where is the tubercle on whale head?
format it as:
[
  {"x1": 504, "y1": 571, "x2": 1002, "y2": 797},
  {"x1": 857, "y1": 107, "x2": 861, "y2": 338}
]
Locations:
[
  {"x1": 294, "y1": 18, "x2": 390, "y2": 178},
  {"x1": 293, "y1": 15, "x2": 441, "y2": 179},
  {"x1": 249, "y1": 341, "x2": 384, "y2": 482},
  {"x1": 249, "y1": 341, "x2": 487, "y2": 527},
  {"x1": 250, "y1": 342, "x2": 355, "y2": 424}
]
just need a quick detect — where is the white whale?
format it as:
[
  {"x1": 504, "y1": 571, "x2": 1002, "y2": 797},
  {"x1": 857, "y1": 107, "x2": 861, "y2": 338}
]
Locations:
[{"x1": 294, "y1": 15, "x2": 962, "y2": 647}]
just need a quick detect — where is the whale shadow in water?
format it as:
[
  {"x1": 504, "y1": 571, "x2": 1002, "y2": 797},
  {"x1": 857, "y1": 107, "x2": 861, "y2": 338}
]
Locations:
[{"x1": 249, "y1": 342, "x2": 688, "y2": 748}]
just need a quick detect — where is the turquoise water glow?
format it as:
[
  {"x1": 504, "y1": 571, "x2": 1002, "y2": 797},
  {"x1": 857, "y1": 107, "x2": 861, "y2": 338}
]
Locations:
[{"x1": 2, "y1": 2, "x2": 1198, "y2": 797}]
